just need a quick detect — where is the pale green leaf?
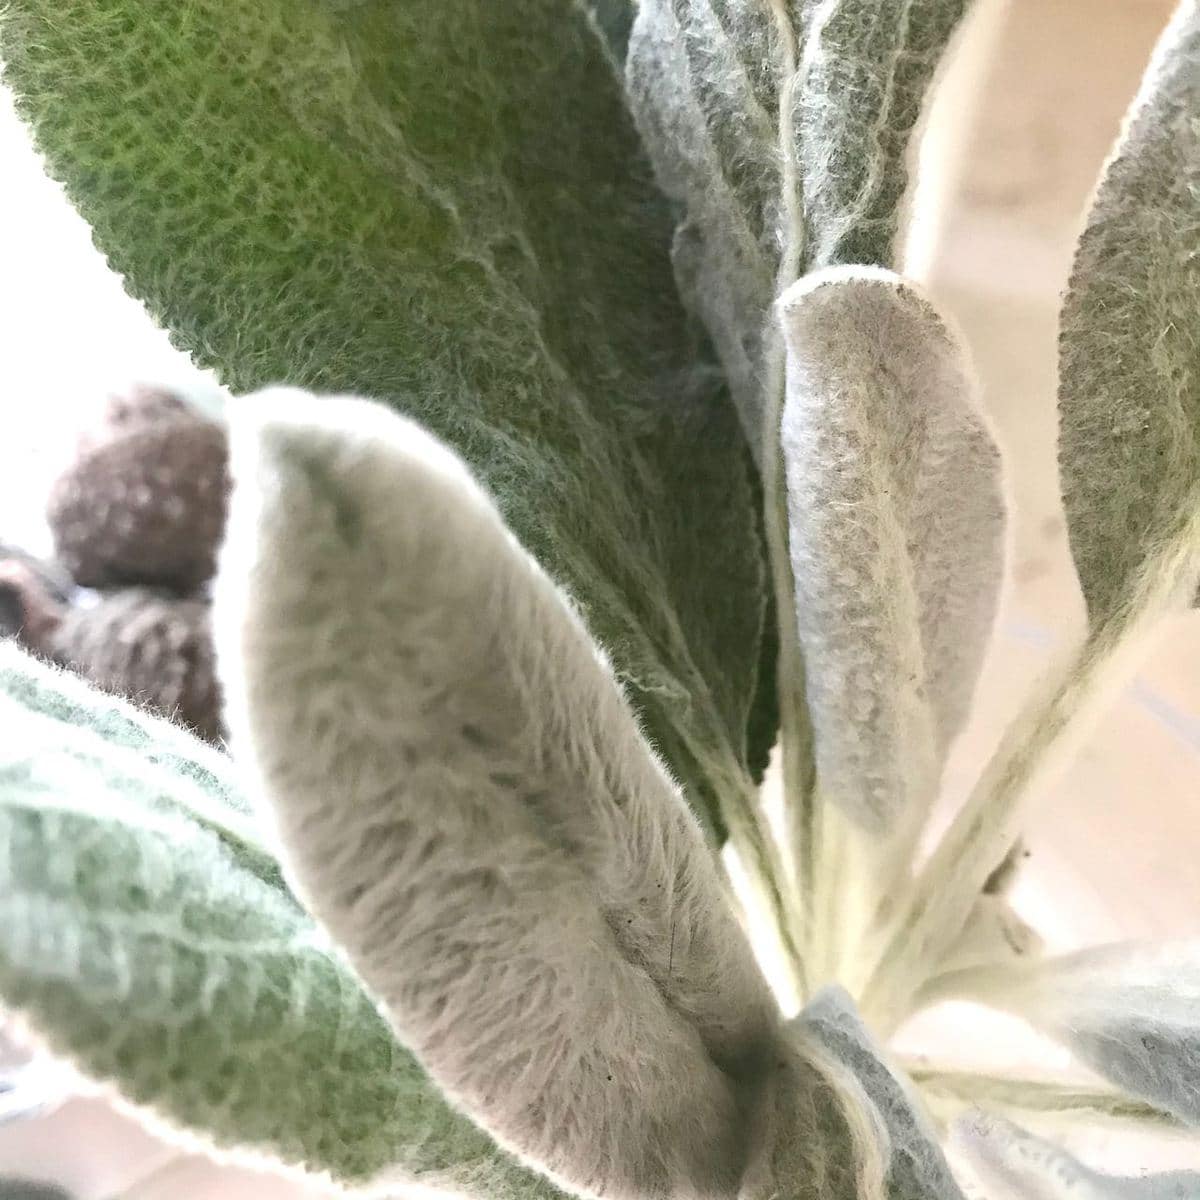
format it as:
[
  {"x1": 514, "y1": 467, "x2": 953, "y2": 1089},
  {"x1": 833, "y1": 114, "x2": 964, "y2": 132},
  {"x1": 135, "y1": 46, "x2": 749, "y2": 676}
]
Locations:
[
  {"x1": 0, "y1": 0, "x2": 771, "y2": 844},
  {"x1": 1058, "y1": 0, "x2": 1200, "y2": 627},
  {"x1": 626, "y1": 0, "x2": 971, "y2": 453},
  {"x1": 779, "y1": 268, "x2": 1004, "y2": 833},
  {"x1": 213, "y1": 391, "x2": 777, "y2": 1200},
  {"x1": 0, "y1": 645, "x2": 562, "y2": 1196},
  {"x1": 953, "y1": 1111, "x2": 1200, "y2": 1199}
]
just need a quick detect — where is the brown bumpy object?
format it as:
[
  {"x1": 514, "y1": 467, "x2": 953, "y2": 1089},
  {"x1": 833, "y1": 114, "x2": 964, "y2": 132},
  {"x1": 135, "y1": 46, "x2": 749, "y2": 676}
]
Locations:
[
  {"x1": 2, "y1": 385, "x2": 229, "y2": 744},
  {"x1": 52, "y1": 589, "x2": 222, "y2": 743},
  {"x1": 47, "y1": 386, "x2": 229, "y2": 592}
]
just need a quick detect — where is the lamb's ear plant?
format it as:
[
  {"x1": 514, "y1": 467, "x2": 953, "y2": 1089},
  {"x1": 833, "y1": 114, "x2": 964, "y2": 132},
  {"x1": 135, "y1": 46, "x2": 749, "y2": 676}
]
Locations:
[{"x1": 2, "y1": 0, "x2": 1200, "y2": 1196}]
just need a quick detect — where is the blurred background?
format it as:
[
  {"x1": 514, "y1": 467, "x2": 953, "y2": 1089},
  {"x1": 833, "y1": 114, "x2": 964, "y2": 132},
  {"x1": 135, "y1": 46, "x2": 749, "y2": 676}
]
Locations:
[{"x1": 1, "y1": 0, "x2": 1198, "y2": 1194}]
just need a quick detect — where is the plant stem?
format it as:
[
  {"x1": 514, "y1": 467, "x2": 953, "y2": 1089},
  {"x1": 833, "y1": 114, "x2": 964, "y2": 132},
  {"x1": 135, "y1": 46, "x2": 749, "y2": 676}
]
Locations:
[
  {"x1": 908, "y1": 1064, "x2": 1184, "y2": 1133},
  {"x1": 859, "y1": 496, "x2": 1200, "y2": 1032}
]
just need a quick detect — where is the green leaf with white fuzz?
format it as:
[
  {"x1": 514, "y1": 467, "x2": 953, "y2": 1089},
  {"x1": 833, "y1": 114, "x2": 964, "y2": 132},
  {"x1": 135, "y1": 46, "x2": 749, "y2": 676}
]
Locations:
[
  {"x1": 214, "y1": 392, "x2": 779, "y2": 1200},
  {"x1": 780, "y1": 268, "x2": 1005, "y2": 835},
  {"x1": 1058, "y1": 0, "x2": 1200, "y2": 629},
  {"x1": 953, "y1": 1112, "x2": 1200, "y2": 1199},
  {"x1": 952, "y1": 941, "x2": 1200, "y2": 1128},
  {"x1": 625, "y1": 0, "x2": 972, "y2": 454},
  {"x1": 0, "y1": 644, "x2": 565, "y2": 1196},
  {"x1": 0, "y1": 0, "x2": 771, "y2": 846}
]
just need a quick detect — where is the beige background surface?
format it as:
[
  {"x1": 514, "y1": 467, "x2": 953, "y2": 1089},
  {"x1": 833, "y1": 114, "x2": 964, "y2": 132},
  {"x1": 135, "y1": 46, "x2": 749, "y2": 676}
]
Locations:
[{"x1": 2, "y1": 0, "x2": 1198, "y2": 1193}]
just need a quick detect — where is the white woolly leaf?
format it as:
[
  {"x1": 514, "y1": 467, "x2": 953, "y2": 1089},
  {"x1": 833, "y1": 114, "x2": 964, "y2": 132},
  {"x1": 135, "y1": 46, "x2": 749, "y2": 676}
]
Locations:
[
  {"x1": 0, "y1": 644, "x2": 562, "y2": 1195},
  {"x1": 626, "y1": 0, "x2": 971, "y2": 453},
  {"x1": 743, "y1": 986, "x2": 964, "y2": 1199},
  {"x1": 970, "y1": 941, "x2": 1200, "y2": 1128},
  {"x1": 214, "y1": 391, "x2": 778, "y2": 1200},
  {"x1": 953, "y1": 1111, "x2": 1200, "y2": 1199},
  {"x1": 779, "y1": 268, "x2": 1005, "y2": 832},
  {"x1": 1058, "y1": 0, "x2": 1200, "y2": 627}
]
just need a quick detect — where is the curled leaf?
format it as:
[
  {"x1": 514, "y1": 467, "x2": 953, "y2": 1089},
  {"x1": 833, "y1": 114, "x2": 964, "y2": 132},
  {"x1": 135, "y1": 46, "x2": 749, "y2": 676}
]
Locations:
[
  {"x1": 214, "y1": 392, "x2": 778, "y2": 1200},
  {"x1": 1058, "y1": 0, "x2": 1200, "y2": 627},
  {"x1": 953, "y1": 1111, "x2": 1200, "y2": 1199},
  {"x1": 779, "y1": 268, "x2": 1005, "y2": 833}
]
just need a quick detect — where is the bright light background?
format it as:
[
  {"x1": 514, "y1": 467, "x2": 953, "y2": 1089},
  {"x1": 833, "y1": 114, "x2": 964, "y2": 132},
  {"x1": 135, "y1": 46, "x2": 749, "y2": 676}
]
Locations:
[{"x1": 0, "y1": 86, "x2": 224, "y2": 557}]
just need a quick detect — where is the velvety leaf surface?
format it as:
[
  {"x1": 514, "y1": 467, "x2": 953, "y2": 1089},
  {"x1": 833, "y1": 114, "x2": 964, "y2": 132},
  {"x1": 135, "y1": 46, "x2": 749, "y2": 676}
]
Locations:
[
  {"x1": 758, "y1": 988, "x2": 964, "y2": 1195},
  {"x1": 626, "y1": 0, "x2": 970, "y2": 453},
  {"x1": 0, "y1": 645, "x2": 562, "y2": 1196},
  {"x1": 214, "y1": 392, "x2": 777, "y2": 1200},
  {"x1": 0, "y1": 0, "x2": 771, "y2": 840},
  {"x1": 1058, "y1": 1, "x2": 1200, "y2": 626},
  {"x1": 779, "y1": 268, "x2": 1004, "y2": 833},
  {"x1": 954, "y1": 1112, "x2": 1200, "y2": 1199},
  {"x1": 972, "y1": 941, "x2": 1200, "y2": 1129}
]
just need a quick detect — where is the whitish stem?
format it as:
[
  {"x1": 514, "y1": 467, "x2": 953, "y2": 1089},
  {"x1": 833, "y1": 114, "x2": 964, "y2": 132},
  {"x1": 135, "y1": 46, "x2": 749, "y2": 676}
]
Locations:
[
  {"x1": 858, "y1": 495, "x2": 1200, "y2": 1032},
  {"x1": 761, "y1": 0, "x2": 817, "y2": 998},
  {"x1": 908, "y1": 1065, "x2": 1184, "y2": 1134}
]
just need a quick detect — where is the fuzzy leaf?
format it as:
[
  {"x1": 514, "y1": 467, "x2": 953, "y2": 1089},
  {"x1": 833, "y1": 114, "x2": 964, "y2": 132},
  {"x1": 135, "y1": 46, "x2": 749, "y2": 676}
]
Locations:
[
  {"x1": 1058, "y1": 0, "x2": 1200, "y2": 626},
  {"x1": 626, "y1": 0, "x2": 971, "y2": 453},
  {"x1": 750, "y1": 986, "x2": 964, "y2": 1199},
  {"x1": 970, "y1": 941, "x2": 1200, "y2": 1128},
  {"x1": 0, "y1": 0, "x2": 770, "y2": 843},
  {"x1": 779, "y1": 268, "x2": 1005, "y2": 832},
  {"x1": 214, "y1": 393, "x2": 778, "y2": 1200},
  {"x1": 953, "y1": 1111, "x2": 1200, "y2": 1199},
  {"x1": 0, "y1": 644, "x2": 563, "y2": 1196}
]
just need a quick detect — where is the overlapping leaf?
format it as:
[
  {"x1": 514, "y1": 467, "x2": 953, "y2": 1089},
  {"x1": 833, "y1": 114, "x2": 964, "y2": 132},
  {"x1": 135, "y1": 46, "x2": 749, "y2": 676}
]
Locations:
[
  {"x1": 966, "y1": 941, "x2": 1200, "y2": 1129},
  {"x1": 954, "y1": 1112, "x2": 1200, "y2": 1199},
  {"x1": 0, "y1": 0, "x2": 770, "y2": 842},
  {"x1": 213, "y1": 392, "x2": 778, "y2": 1200},
  {"x1": 626, "y1": 0, "x2": 971, "y2": 453},
  {"x1": 779, "y1": 269, "x2": 1004, "y2": 832},
  {"x1": 0, "y1": 644, "x2": 562, "y2": 1196}
]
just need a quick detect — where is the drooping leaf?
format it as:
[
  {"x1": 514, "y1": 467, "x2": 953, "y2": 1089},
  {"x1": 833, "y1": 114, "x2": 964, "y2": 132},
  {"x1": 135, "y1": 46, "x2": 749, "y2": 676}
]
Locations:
[
  {"x1": 626, "y1": 0, "x2": 971, "y2": 453},
  {"x1": 1058, "y1": 0, "x2": 1200, "y2": 627},
  {"x1": 963, "y1": 941, "x2": 1200, "y2": 1128},
  {"x1": 779, "y1": 268, "x2": 1005, "y2": 833},
  {"x1": 0, "y1": 0, "x2": 770, "y2": 844},
  {"x1": 0, "y1": 645, "x2": 563, "y2": 1196},
  {"x1": 755, "y1": 986, "x2": 965, "y2": 1199},
  {"x1": 953, "y1": 1111, "x2": 1200, "y2": 1199},
  {"x1": 214, "y1": 393, "x2": 778, "y2": 1200}
]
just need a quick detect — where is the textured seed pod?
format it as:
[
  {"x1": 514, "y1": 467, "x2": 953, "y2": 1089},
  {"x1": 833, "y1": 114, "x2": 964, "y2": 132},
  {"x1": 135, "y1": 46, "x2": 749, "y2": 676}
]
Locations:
[
  {"x1": 47, "y1": 392, "x2": 228, "y2": 592},
  {"x1": 0, "y1": 545, "x2": 71, "y2": 655},
  {"x1": 50, "y1": 588, "x2": 222, "y2": 743}
]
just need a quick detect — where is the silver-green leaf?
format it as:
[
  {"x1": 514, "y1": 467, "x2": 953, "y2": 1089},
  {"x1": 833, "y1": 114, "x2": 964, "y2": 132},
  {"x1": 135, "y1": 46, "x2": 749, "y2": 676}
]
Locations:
[
  {"x1": 748, "y1": 986, "x2": 965, "y2": 1199},
  {"x1": 1058, "y1": 0, "x2": 1200, "y2": 627},
  {"x1": 779, "y1": 268, "x2": 1005, "y2": 833},
  {"x1": 626, "y1": 0, "x2": 971, "y2": 454},
  {"x1": 0, "y1": 644, "x2": 563, "y2": 1197},
  {"x1": 0, "y1": 0, "x2": 771, "y2": 845}
]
